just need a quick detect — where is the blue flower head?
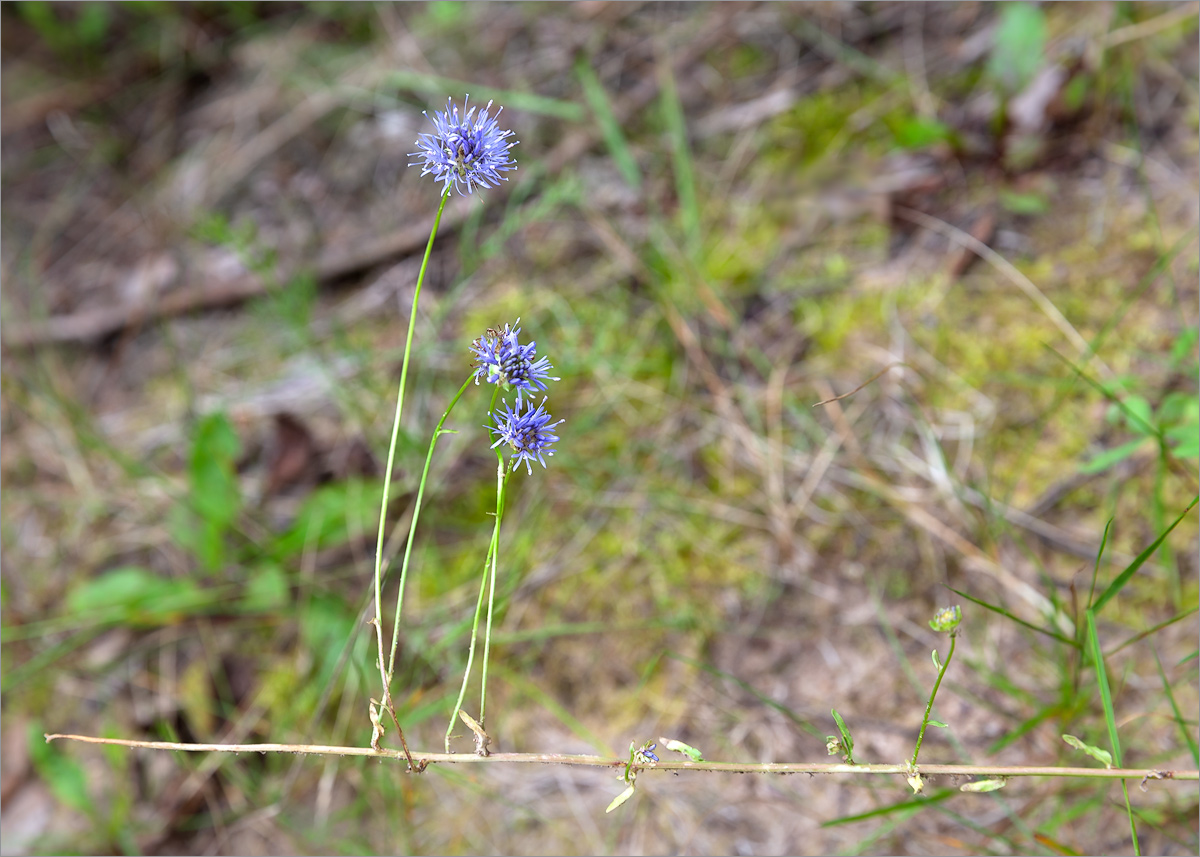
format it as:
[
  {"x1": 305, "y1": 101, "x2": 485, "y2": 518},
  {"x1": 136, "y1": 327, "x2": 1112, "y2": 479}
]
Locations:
[
  {"x1": 487, "y1": 397, "x2": 564, "y2": 475},
  {"x1": 410, "y1": 96, "x2": 517, "y2": 195},
  {"x1": 470, "y1": 319, "x2": 558, "y2": 402}
]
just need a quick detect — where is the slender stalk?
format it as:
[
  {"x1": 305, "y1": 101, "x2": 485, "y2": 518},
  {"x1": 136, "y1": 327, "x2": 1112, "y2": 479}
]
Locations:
[
  {"x1": 911, "y1": 633, "x2": 956, "y2": 769},
  {"x1": 445, "y1": 537, "x2": 498, "y2": 752},
  {"x1": 371, "y1": 187, "x2": 451, "y2": 721},
  {"x1": 386, "y1": 374, "x2": 474, "y2": 681},
  {"x1": 44, "y1": 735, "x2": 1200, "y2": 781},
  {"x1": 479, "y1": 455, "x2": 510, "y2": 726}
]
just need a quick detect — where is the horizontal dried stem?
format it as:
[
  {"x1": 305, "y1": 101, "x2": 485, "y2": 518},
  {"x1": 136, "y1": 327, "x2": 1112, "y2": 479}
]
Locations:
[{"x1": 45, "y1": 735, "x2": 1197, "y2": 782}]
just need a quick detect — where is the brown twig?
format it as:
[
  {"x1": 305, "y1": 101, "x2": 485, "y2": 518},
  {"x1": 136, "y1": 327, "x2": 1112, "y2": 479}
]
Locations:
[{"x1": 44, "y1": 734, "x2": 1198, "y2": 782}]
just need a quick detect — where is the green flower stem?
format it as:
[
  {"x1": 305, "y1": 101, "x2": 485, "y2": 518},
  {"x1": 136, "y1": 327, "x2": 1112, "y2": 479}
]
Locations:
[
  {"x1": 911, "y1": 633, "x2": 956, "y2": 769},
  {"x1": 444, "y1": 449, "x2": 510, "y2": 751},
  {"x1": 446, "y1": 529, "x2": 500, "y2": 752},
  {"x1": 372, "y1": 186, "x2": 451, "y2": 719},
  {"x1": 479, "y1": 454, "x2": 510, "y2": 726},
  {"x1": 385, "y1": 374, "x2": 474, "y2": 683}
]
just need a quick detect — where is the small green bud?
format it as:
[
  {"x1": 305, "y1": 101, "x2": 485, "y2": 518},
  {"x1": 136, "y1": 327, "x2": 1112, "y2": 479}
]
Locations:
[{"x1": 929, "y1": 605, "x2": 962, "y2": 633}]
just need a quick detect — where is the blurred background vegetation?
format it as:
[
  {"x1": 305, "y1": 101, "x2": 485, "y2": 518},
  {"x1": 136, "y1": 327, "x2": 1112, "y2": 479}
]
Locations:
[{"x1": 2, "y1": 2, "x2": 1197, "y2": 854}]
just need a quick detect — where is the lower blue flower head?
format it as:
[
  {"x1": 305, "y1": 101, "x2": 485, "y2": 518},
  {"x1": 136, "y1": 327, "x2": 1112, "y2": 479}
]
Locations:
[{"x1": 487, "y1": 397, "x2": 564, "y2": 474}]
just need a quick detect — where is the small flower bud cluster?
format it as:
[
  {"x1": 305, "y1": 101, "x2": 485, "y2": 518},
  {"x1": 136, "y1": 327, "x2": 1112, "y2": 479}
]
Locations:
[{"x1": 472, "y1": 320, "x2": 563, "y2": 475}]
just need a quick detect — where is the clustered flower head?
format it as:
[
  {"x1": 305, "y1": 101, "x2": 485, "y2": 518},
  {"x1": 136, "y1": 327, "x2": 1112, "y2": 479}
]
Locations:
[
  {"x1": 929, "y1": 604, "x2": 962, "y2": 633},
  {"x1": 410, "y1": 96, "x2": 517, "y2": 196},
  {"x1": 487, "y1": 396, "x2": 564, "y2": 475},
  {"x1": 470, "y1": 319, "x2": 558, "y2": 402}
]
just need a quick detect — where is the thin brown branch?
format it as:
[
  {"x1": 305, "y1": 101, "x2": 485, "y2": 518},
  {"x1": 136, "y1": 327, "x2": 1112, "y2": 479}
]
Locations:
[{"x1": 45, "y1": 735, "x2": 1198, "y2": 782}]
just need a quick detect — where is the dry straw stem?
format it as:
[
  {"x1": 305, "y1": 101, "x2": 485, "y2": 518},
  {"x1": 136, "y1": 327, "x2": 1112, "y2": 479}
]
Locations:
[{"x1": 45, "y1": 735, "x2": 1198, "y2": 783}]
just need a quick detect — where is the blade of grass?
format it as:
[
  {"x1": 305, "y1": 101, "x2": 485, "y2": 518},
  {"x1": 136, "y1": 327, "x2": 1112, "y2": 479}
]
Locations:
[
  {"x1": 658, "y1": 57, "x2": 700, "y2": 259},
  {"x1": 1153, "y1": 647, "x2": 1199, "y2": 767},
  {"x1": 1085, "y1": 607, "x2": 1139, "y2": 855},
  {"x1": 1087, "y1": 518, "x2": 1115, "y2": 609},
  {"x1": 575, "y1": 58, "x2": 641, "y2": 189},
  {"x1": 378, "y1": 70, "x2": 586, "y2": 122},
  {"x1": 499, "y1": 666, "x2": 611, "y2": 754},
  {"x1": 947, "y1": 586, "x2": 1078, "y2": 647},
  {"x1": 1107, "y1": 605, "x2": 1198, "y2": 655},
  {"x1": 667, "y1": 651, "x2": 823, "y2": 738},
  {"x1": 1091, "y1": 496, "x2": 1198, "y2": 614},
  {"x1": 822, "y1": 788, "x2": 956, "y2": 827}
]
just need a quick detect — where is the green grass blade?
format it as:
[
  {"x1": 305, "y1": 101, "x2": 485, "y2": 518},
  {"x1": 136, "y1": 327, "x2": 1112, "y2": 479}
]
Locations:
[
  {"x1": 379, "y1": 70, "x2": 585, "y2": 121},
  {"x1": 1091, "y1": 496, "x2": 1198, "y2": 614},
  {"x1": 947, "y1": 587, "x2": 1078, "y2": 647},
  {"x1": 575, "y1": 58, "x2": 641, "y2": 189},
  {"x1": 1087, "y1": 518, "x2": 1115, "y2": 608},
  {"x1": 1153, "y1": 647, "x2": 1199, "y2": 767},
  {"x1": 1085, "y1": 609, "x2": 1122, "y2": 768},
  {"x1": 658, "y1": 61, "x2": 700, "y2": 258},
  {"x1": 1086, "y1": 607, "x2": 1140, "y2": 855},
  {"x1": 668, "y1": 652, "x2": 823, "y2": 738},
  {"x1": 1107, "y1": 605, "x2": 1198, "y2": 655},
  {"x1": 987, "y1": 701, "x2": 1060, "y2": 755},
  {"x1": 821, "y1": 788, "x2": 955, "y2": 827}
]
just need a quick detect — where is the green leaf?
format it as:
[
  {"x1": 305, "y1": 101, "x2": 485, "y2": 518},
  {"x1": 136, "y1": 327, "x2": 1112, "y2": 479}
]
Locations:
[
  {"x1": 1091, "y1": 496, "x2": 1198, "y2": 613},
  {"x1": 960, "y1": 778, "x2": 1007, "y2": 793},
  {"x1": 30, "y1": 726, "x2": 92, "y2": 817},
  {"x1": 272, "y1": 479, "x2": 380, "y2": 559},
  {"x1": 946, "y1": 586, "x2": 1077, "y2": 647},
  {"x1": 932, "y1": 649, "x2": 941, "y2": 671},
  {"x1": 890, "y1": 116, "x2": 955, "y2": 150},
  {"x1": 185, "y1": 412, "x2": 242, "y2": 571},
  {"x1": 576, "y1": 59, "x2": 641, "y2": 189},
  {"x1": 1154, "y1": 648, "x2": 1199, "y2": 767},
  {"x1": 1079, "y1": 436, "x2": 1151, "y2": 474},
  {"x1": 1085, "y1": 610, "x2": 1122, "y2": 769},
  {"x1": 988, "y1": 2, "x2": 1047, "y2": 93},
  {"x1": 998, "y1": 189, "x2": 1049, "y2": 216},
  {"x1": 242, "y1": 563, "x2": 289, "y2": 613},
  {"x1": 1062, "y1": 733, "x2": 1112, "y2": 768},
  {"x1": 65, "y1": 566, "x2": 208, "y2": 626},
  {"x1": 831, "y1": 708, "x2": 855, "y2": 761},
  {"x1": 928, "y1": 720, "x2": 949, "y2": 728},
  {"x1": 659, "y1": 737, "x2": 703, "y2": 762}
]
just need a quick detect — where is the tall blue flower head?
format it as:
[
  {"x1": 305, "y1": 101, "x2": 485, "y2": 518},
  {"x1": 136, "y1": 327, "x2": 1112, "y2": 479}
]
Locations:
[
  {"x1": 470, "y1": 319, "x2": 558, "y2": 402},
  {"x1": 410, "y1": 96, "x2": 517, "y2": 196},
  {"x1": 487, "y1": 397, "x2": 564, "y2": 475}
]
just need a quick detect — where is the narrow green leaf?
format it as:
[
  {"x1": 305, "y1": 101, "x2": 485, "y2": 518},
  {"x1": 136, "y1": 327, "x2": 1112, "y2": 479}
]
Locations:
[
  {"x1": 658, "y1": 61, "x2": 700, "y2": 258},
  {"x1": 659, "y1": 737, "x2": 703, "y2": 762},
  {"x1": 822, "y1": 789, "x2": 955, "y2": 826},
  {"x1": 932, "y1": 649, "x2": 941, "y2": 671},
  {"x1": 947, "y1": 587, "x2": 1077, "y2": 647},
  {"x1": 1091, "y1": 496, "x2": 1198, "y2": 613},
  {"x1": 831, "y1": 708, "x2": 855, "y2": 760},
  {"x1": 30, "y1": 724, "x2": 92, "y2": 817},
  {"x1": 1079, "y1": 436, "x2": 1151, "y2": 474},
  {"x1": 669, "y1": 652, "x2": 822, "y2": 737},
  {"x1": 1085, "y1": 611, "x2": 1122, "y2": 768},
  {"x1": 928, "y1": 720, "x2": 949, "y2": 728},
  {"x1": 1153, "y1": 648, "x2": 1198, "y2": 767},
  {"x1": 960, "y1": 778, "x2": 1007, "y2": 793},
  {"x1": 575, "y1": 59, "x2": 641, "y2": 189},
  {"x1": 1062, "y1": 733, "x2": 1112, "y2": 768}
]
